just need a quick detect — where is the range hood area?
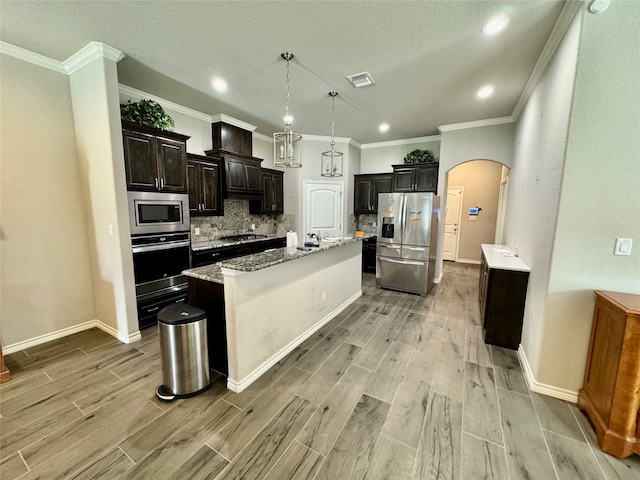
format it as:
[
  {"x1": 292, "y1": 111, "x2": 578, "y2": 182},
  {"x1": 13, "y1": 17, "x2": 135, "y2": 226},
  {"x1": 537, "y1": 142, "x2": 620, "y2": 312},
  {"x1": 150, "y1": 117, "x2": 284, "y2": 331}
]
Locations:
[{"x1": 206, "y1": 121, "x2": 265, "y2": 200}]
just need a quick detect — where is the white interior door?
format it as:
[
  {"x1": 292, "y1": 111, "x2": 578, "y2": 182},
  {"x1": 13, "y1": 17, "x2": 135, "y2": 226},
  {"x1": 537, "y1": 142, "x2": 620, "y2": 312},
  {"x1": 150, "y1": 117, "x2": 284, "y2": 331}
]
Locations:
[
  {"x1": 443, "y1": 186, "x2": 463, "y2": 261},
  {"x1": 304, "y1": 181, "x2": 343, "y2": 240}
]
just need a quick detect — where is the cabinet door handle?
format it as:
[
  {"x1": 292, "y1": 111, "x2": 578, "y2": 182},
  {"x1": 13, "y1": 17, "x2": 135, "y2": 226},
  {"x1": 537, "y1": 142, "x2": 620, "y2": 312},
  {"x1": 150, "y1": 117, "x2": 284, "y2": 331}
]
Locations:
[
  {"x1": 155, "y1": 177, "x2": 159, "y2": 189},
  {"x1": 160, "y1": 178, "x2": 164, "y2": 189}
]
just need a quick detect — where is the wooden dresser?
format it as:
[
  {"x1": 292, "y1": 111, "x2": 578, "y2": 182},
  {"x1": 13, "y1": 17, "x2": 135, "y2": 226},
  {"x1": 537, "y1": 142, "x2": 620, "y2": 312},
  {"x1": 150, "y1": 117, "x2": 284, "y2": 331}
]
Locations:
[{"x1": 578, "y1": 290, "x2": 640, "y2": 458}]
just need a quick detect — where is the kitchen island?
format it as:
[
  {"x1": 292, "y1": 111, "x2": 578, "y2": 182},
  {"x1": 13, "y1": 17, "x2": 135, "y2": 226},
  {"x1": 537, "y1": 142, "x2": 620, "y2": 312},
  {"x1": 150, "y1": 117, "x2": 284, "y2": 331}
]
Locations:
[{"x1": 183, "y1": 238, "x2": 362, "y2": 392}]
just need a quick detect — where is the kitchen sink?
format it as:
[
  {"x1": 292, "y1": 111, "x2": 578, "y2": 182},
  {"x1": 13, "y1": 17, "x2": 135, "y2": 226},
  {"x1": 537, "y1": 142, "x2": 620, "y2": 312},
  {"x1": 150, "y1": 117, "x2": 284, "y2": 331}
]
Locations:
[{"x1": 220, "y1": 234, "x2": 268, "y2": 241}]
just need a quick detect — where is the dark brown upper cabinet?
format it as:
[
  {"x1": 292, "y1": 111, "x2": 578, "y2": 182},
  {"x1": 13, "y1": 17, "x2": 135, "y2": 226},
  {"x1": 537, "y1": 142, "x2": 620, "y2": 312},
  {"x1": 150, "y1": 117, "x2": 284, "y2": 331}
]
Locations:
[
  {"x1": 249, "y1": 168, "x2": 284, "y2": 215},
  {"x1": 354, "y1": 174, "x2": 393, "y2": 214},
  {"x1": 205, "y1": 150, "x2": 263, "y2": 199},
  {"x1": 122, "y1": 121, "x2": 189, "y2": 193},
  {"x1": 392, "y1": 162, "x2": 439, "y2": 192},
  {"x1": 211, "y1": 121, "x2": 252, "y2": 156},
  {"x1": 187, "y1": 153, "x2": 223, "y2": 216}
]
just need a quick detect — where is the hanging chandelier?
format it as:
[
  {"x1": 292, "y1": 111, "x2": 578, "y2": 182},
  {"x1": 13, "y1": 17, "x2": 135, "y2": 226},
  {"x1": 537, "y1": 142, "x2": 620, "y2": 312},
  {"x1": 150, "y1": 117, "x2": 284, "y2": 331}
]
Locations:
[
  {"x1": 321, "y1": 91, "x2": 343, "y2": 177},
  {"x1": 274, "y1": 52, "x2": 302, "y2": 168}
]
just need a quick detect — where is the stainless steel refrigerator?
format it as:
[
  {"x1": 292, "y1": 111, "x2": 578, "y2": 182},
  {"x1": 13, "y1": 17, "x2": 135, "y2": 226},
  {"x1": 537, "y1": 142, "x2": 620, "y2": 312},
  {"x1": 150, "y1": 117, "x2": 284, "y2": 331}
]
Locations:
[{"x1": 376, "y1": 192, "x2": 439, "y2": 296}]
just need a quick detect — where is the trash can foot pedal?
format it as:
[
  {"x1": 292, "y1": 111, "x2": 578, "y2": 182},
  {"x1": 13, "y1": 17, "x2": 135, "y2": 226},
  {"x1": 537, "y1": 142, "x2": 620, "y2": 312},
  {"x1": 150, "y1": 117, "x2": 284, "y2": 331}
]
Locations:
[{"x1": 156, "y1": 385, "x2": 177, "y2": 402}]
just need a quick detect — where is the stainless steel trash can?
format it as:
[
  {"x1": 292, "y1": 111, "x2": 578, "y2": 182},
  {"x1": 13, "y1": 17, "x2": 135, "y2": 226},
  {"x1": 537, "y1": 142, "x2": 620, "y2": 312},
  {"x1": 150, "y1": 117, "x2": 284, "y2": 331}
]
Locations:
[{"x1": 156, "y1": 303, "x2": 210, "y2": 401}]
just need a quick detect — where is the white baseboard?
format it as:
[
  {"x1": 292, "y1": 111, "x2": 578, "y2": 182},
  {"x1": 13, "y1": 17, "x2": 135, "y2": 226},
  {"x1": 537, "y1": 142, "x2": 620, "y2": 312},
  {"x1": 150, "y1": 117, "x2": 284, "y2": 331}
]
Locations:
[
  {"x1": 518, "y1": 345, "x2": 579, "y2": 403},
  {"x1": 95, "y1": 320, "x2": 141, "y2": 344},
  {"x1": 227, "y1": 290, "x2": 362, "y2": 393},
  {"x1": 433, "y1": 271, "x2": 443, "y2": 284},
  {"x1": 4, "y1": 320, "x2": 140, "y2": 354},
  {"x1": 456, "y1": 258, "x2": 481, "y2": 265}
]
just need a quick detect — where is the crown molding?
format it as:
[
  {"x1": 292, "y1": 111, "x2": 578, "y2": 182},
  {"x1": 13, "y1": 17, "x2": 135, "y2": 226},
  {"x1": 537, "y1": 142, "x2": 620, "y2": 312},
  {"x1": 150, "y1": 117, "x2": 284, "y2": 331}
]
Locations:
[
  {"x1": 438, "y1": 116, "x2": 514, "y2": 133},
  {"x1": 360, "y1": 134, "x2": 441, "y2": 150},
  {"x1": 0, "y1": 41, "x2": 66, "y2": 74},
  {"x1": 253, "y1": 131, "x2": 273, "y2": 143},
  {"x1": 210, "y1": 114, "x2": 256, "y2": 132},
  {"x1": 64, "y1": 42, "x2": 124, "y2": 75},
  {"x1": 119, "y1": 84, "x2": 212, "y2": 123},
  {"x1": 301, "y1": 134, "x2": 351, "y2": 143},
  {"x1": 511, "y1": 0, "x2": 583, "y2": 119}
]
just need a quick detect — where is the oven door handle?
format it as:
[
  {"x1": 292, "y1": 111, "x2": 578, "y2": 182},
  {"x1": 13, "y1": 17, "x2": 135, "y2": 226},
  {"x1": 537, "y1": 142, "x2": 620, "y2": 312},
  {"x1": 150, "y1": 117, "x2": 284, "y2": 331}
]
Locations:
[{"x1": 132, "y1": 240, "x2": 190, "y2": 253}]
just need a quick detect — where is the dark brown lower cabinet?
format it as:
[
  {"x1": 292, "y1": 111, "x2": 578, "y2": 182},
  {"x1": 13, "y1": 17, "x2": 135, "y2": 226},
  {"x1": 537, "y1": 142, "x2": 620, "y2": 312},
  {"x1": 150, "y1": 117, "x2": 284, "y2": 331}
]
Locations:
[
  {"x1": 188, "y1": 279, "x2": 227, "y2": 376},
  {"x1": 479, "y1": 249, "x2": 529, "y2": 350}
]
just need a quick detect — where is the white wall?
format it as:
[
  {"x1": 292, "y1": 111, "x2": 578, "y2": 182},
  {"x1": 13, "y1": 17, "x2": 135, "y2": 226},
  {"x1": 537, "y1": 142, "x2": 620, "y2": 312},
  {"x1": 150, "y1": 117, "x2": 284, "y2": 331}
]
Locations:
[
  {"x1": 360, "y1": 138, "x2": 441, "y2": 174},
  {"x1": 69, "y1": 48, "x2": 139, "y2": 342},
  {"x1": 505, "y1": 10, "x2": 580, "y2": 393},
  {"x1": 539, "y1": 4, "x2": 639, "y2": 393},
  {"x1": 0, "y1": 54, "x2": 96, "y2": 348}
]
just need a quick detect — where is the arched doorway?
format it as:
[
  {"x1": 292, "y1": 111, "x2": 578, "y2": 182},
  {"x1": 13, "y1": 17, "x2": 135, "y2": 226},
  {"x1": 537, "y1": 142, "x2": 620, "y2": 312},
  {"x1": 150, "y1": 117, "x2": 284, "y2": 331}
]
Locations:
[{"x1": 443, "y1": 160, "x2": 509, "y2": 263}]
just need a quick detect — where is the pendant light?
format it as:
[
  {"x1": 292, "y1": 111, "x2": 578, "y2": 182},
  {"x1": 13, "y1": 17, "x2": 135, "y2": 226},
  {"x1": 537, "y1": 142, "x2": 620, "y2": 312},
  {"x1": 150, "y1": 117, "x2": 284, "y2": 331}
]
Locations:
[
  {"x1": 274, "y1": 52, "x2": 302, "y2": 168},
  {"x1": 321, "y1": 91, "x2": 343, "y2": 177}
]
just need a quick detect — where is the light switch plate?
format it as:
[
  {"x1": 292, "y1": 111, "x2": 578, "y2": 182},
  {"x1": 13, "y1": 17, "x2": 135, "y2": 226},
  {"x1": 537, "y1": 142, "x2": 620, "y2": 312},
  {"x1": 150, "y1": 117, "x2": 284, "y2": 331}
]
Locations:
[{"x1": 614, "y1": 237, "x2": 633, "y2": 256}]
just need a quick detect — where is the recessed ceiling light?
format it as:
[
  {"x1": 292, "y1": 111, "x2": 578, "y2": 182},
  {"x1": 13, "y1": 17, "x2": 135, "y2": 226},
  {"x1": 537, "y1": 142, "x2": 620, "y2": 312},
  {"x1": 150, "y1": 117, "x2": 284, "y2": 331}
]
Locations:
[
  {"x1": 482, "y1": 16, "x2": 509, "y2": 35},
  {"x1": 379, "y1": 123, "x2": 389, "y2": 133},
  {"x1": 212, "y1": 78, "x2": 228, "y2": 92},
  {"x1": 477, "y1": 85, "x2": 494, "y2": 99}
]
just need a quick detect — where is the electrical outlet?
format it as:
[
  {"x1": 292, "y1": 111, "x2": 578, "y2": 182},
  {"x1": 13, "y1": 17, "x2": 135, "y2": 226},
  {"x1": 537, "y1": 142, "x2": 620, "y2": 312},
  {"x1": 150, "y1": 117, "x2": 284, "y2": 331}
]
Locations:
[
  {"x1": 321, "y1": 291, "x2": 326, "y2": 302},
  {"x1": 195, "y1": 227, "x2": 200, "y2": 236}
]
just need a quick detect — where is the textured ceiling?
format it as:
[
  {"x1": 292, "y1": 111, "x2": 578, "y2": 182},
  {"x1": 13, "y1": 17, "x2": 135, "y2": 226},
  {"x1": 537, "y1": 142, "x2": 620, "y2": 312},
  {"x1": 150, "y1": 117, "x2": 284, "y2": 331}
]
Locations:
[{"x1": 0, "y1": 1, "x2": 567, "y2": 144}]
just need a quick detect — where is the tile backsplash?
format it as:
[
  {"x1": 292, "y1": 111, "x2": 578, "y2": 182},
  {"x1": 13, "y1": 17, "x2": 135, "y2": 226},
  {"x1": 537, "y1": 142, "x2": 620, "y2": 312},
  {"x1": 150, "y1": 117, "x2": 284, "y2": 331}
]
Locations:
[
  {"x1": 191, "y1": 199, "x2": 295, "y2": 241},
  {"x1": 356, "y1": 214, "x2": 378, "y2": 236}
]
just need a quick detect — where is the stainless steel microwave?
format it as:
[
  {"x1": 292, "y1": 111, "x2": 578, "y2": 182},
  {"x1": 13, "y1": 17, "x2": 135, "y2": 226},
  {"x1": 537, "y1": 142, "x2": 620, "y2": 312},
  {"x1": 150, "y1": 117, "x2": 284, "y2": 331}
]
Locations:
[{"x1": 128, "y1": 191, "x2": 190, "y2": 235}]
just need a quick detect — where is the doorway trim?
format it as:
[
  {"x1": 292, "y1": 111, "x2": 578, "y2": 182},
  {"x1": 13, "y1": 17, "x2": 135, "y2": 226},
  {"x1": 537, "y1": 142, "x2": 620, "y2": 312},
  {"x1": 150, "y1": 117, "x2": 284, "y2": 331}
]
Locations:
[
  {"x1": 495, "y1": 176, "x2": 509, "y2": 244},
  {"x1": 443, "y1": 186, "x2": 464, "y2": 262}
]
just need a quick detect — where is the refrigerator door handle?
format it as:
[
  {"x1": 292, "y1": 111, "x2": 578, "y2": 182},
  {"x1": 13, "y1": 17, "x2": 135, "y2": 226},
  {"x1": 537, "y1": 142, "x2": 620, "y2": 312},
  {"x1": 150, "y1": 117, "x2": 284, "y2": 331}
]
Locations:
[
  {"x1": 404, "y1": 246, "x2": 426, "y2": 251},
  {"x1": 400, "y1": 194, "x2": 406, "y2": 241},
  {"x1": 383, "y1": 258, "x2": 425, "y2": 267}
]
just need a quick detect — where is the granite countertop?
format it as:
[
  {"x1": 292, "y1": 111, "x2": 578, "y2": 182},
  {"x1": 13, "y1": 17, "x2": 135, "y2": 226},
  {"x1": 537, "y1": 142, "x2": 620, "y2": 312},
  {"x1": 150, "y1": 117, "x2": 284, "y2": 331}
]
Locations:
[
  {"x1": 183, "y1": 237, "x2": 361, "y2": 282},
  {"x1": 191, "y1": 234, "x2": 283, "y2": 251},
  {"x1": 481, "y1": 244, "x2": 531, "y2": 272},
  {"x1": 183, "y1": 263, "x2": 224, "y2": 284}
]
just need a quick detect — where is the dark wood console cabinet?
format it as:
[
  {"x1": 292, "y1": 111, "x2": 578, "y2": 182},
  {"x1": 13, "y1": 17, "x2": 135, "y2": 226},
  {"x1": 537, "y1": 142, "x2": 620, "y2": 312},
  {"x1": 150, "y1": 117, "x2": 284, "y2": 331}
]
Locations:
[
  {"x1": 479, "y1": 245, "x2": 530, "y2": 350},
  {"x1": 122, "y1": 121, "x2": 189, "y2": 193},
  {"x1": 578, "y1": 290, "x2": 640, "y2": 459},
  {"x1": 354, "y1": 174, "x2": 392, "y2": 214},
  {"x1": 392, "y1": 162, "x2": 438, "y2": 192}
]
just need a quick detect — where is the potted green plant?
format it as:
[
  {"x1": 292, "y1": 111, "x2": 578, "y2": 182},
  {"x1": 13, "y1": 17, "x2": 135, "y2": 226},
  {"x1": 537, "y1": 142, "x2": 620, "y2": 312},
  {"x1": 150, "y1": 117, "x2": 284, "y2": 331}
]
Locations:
[
  {"x1": 120, "y1": 99, "x2": 175, "y2": 131},
  {"x1": 403, "y1": 148, "x2": 436, "y2": 164}
]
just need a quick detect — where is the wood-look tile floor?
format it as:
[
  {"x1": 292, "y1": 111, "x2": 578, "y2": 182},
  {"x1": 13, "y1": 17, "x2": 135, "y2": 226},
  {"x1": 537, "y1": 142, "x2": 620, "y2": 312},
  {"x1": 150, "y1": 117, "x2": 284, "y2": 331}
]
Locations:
[{"x1": 2, "y1": 262, "x2": 640, "y2": 479}]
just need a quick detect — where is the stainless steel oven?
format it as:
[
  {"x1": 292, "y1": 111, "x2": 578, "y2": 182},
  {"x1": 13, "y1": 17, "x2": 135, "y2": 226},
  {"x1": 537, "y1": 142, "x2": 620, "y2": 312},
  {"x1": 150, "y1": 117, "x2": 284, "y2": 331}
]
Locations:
[
  {"x1": 132, "y1": 231, "x2": 191, "y2": 329},
  {"x1": 128, "y1": 191, "x2": 190, "y2": 235}
]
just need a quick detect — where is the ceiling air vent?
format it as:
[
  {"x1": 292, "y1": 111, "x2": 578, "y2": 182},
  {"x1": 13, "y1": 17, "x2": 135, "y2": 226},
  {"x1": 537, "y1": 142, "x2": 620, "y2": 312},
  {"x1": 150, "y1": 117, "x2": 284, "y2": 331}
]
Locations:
[{"x1": 346, "y1": 71, "x2": 375, "y2": 88}]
